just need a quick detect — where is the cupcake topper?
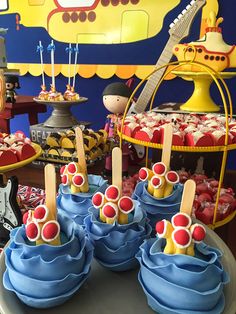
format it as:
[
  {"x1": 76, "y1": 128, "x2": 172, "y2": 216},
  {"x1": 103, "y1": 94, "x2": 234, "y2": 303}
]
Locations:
[
  {"x1": 139, "y1": 124, "x2": 179, "y2": 199},
  {"x1": 47, "y1": 40, "x2": 56, "y2": 89},
  {"x1": 155, "y1": 179, "x2": 205, "y2": 256},
  {"x1": 23, "y1": 164, "x2": 61, "y2": 246},
  {"x1": 36, "y1": 41, "x2": 45, "y2": 88},
  {"x1": 92, "y1": 146, "x2": 134, "y2": 224}
]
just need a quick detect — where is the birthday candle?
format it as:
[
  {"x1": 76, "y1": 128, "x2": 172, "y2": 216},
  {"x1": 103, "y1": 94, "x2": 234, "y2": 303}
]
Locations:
[
  {"x1": 47, "y1": 40, "x2": 56, "y2": 88},
  {"x1": 37, "y1": 41, "x2": 45, "y2": 87},
  {"x1": 66, "y1": 43, "x2": 73, "y2": 87},
  {"x1": 72, "y1": 43, "x2": 79, "y2": 88}
]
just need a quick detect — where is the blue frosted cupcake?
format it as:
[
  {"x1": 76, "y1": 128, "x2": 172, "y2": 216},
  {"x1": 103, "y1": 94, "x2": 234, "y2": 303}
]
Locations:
[
  {"x1": 136, "y1": 213, "x2": 229, "y2": 314},
  {"x1": 84, "y1": 185, "x2": 151, "y2": 271},
  {"x1": 3, "y1": 213, "x2": 94, "y2": 309},
  {"x1": 57, "y1": 163, "x2": 108, "y2": 226}
]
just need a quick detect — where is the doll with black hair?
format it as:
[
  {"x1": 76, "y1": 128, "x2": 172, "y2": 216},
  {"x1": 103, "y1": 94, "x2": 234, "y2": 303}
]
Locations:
[
  {"x1": 102, "y1": 81, "x2": 133, "y2": 177},
  {"x1": 5, "y1": 75, "x2": 20, "y2": 103}
]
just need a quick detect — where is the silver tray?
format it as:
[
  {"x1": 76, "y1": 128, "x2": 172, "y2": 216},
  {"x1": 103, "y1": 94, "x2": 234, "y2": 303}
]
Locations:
[{"x1": 0, "y1": 225, "x2": 235, "y2": 314}]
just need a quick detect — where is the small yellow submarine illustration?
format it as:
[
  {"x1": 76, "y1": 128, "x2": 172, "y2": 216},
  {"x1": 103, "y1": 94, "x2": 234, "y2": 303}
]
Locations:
[
  {"x1": 0, "y1": 0, "x2": 180, "y2": 44},
  {"x1": 173, "y1": 11, "x2": 236, "y2": 72}
]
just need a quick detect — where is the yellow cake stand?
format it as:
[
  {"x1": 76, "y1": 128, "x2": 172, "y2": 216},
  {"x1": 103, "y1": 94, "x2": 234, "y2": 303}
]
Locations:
[
  {"x1": 172, "y1": 71, "x2": 236, "y2": 112},
  {"x1": 0, "y1": 143, "x2": 42, "y2": 173}
]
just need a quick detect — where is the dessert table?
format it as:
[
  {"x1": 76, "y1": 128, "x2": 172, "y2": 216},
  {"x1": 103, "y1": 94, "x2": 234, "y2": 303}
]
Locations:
[
  {"x1": 0, "y1": 96, "x2": 47, "y2": 133},
  {"x1": 0, "y1": 224, "x2": 235, "y2": 314}
]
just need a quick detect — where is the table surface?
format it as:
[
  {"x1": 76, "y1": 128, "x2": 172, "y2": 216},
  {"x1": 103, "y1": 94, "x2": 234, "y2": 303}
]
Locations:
[{"x1": 0, "y1": 224, "x2": 236, "y2": 314}]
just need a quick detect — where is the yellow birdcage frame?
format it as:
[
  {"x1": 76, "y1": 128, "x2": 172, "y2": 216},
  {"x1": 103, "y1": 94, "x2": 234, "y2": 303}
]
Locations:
[{"x1": 119, "y1": 59, "x2": 236, "y2": 229}]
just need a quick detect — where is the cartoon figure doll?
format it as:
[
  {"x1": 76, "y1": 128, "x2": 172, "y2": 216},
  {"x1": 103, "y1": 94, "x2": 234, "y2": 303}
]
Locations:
[
  {"x1": 103, "y1": 81, "x2": 133, "y2": 177},
  {"x1": 5, "y1": 75, "x2": 20, "y2": 103}
]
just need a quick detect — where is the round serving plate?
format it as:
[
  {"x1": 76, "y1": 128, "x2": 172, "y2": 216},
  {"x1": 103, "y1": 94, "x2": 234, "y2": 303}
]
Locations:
[
  {"x1": 0, "y1": 222, "x2": 235, "y2": 314},
  {"x1": 0, "y1": 143, "x2": 42, "y2": 173}
]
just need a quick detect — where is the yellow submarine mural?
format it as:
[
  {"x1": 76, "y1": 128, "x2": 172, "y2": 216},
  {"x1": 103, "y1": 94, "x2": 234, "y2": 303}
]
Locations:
[{"x1": 0, "y1": 0, "x2": 181, "y2": 44}]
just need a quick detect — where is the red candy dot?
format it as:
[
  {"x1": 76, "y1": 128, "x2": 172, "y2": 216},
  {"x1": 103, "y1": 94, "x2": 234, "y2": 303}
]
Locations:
[
  {"x1": 166, "y1": 171, "x2": 179, "y2": 183},
  {"x1": 139, "y1": 168, "x2": 148, "y2": 181},
  {"x1": 191, "y1": 224, "x2": 206, "y2": 242},
  {"x1": 151, "y1": 176, "x2": 161, "y2": 187},
  {"x1": 61, "y1": 174, "x2": 68, "y2": 185},
  {"x1": 105, "y1": 185, "x2": 120, "y2": 201},
  {"x1": 26, "y1": 222, "x2": 40, "y2": 241},
  {"x1": 67, "y1": 162, "x2": 77, "y2": 174},
  {"x1": 118, "y1": 196, "x2": 134, "y2": 213},
  {"x1": 34, "y1": 205, "x2": 47, "y2": 221},
  {"x1": 152, "y1": 162, "x2": 166, "y2": 176},
  {"x1": 92, "y1": 192, "x2": 104, "y2": 207},
  {"x1": 60, "y1": 165, "x2": 66, "y2": 176},
  {"x1": 73, "y1": 174, "x2": 84, "y2": 186},
  {"x1": 173, "y1": 228, "x2": 191, "y2": 247},
  {"x1": 42, "y1": 221, "x2": 60, "y2": 241},
  {"x1": 23, "y1": 212, "x2": 29, "y2": 225},
  {"x1": 172, "y1": 213, "x2": 191, "y2": 228},
  {"x1": 155, "y1": 220, "x2": 165, "y2": 235},
  {"x1": 102, "y1": 203, "x2": 117, "y2": 218}
]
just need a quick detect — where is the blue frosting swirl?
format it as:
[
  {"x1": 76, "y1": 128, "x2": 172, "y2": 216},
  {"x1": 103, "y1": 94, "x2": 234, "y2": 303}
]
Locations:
[
  {"x1": 132, "y1": 181, "x2": 183, "y2": 230},
  {"x1": 136, "y1": 238, "x2": 229, "y2": 314},
  {"x1": 84, "y1": 201, "x2": 152, "y2": 271},
  {"x1": 57, "y1": 174, "x2": 108, "y2": 226},
  {"x1": 84, "y1": 201, "x2": 151, "y2": 271},
  {"x1": 3, "y1": 214, "x2": 94, "y2": 309}
]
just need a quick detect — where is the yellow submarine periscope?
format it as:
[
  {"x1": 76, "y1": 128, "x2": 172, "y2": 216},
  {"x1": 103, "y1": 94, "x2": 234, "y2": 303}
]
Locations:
[
  {"x1": 173, "y1": 11, "x2": 236, "y2": 72},
  {"x1": 0, "y1": 0, "x2": 181, "y2": 44}
]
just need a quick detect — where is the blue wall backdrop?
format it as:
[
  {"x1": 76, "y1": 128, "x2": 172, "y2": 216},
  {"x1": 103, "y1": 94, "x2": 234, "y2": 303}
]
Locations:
[{"x1": 0, "y1": 0, "x2": 236, "y2": 169}]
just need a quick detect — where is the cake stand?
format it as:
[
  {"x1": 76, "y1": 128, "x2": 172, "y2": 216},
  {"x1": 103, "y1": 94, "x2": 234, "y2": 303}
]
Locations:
[
  {"x1": 0, "y1": 221, "x2": 235, "y2": 314},
  {"x1": 172, "y1": 71, "x2": 236, "y2": 112},
  {"x1": 33, "y1": 97, "x2": 88, "y2": 128}
]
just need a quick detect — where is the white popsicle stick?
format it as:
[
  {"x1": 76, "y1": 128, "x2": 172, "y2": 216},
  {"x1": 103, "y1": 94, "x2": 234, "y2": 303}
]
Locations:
[
  {"x1": 179, "y1": 179, "x2": 196, "y2": 216},
  {"x1": 161, "y1": 123, "x2": 173, "y2": 169},
  {"x1": 44, "y1": 163, "x2": 57, "y2": 219},
  {"x1": 112, "y1": 147, "x2": 122, "y2": 192},
  {"x1": 75, "y1": 126, "x2": 87, "y2": 174}
]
